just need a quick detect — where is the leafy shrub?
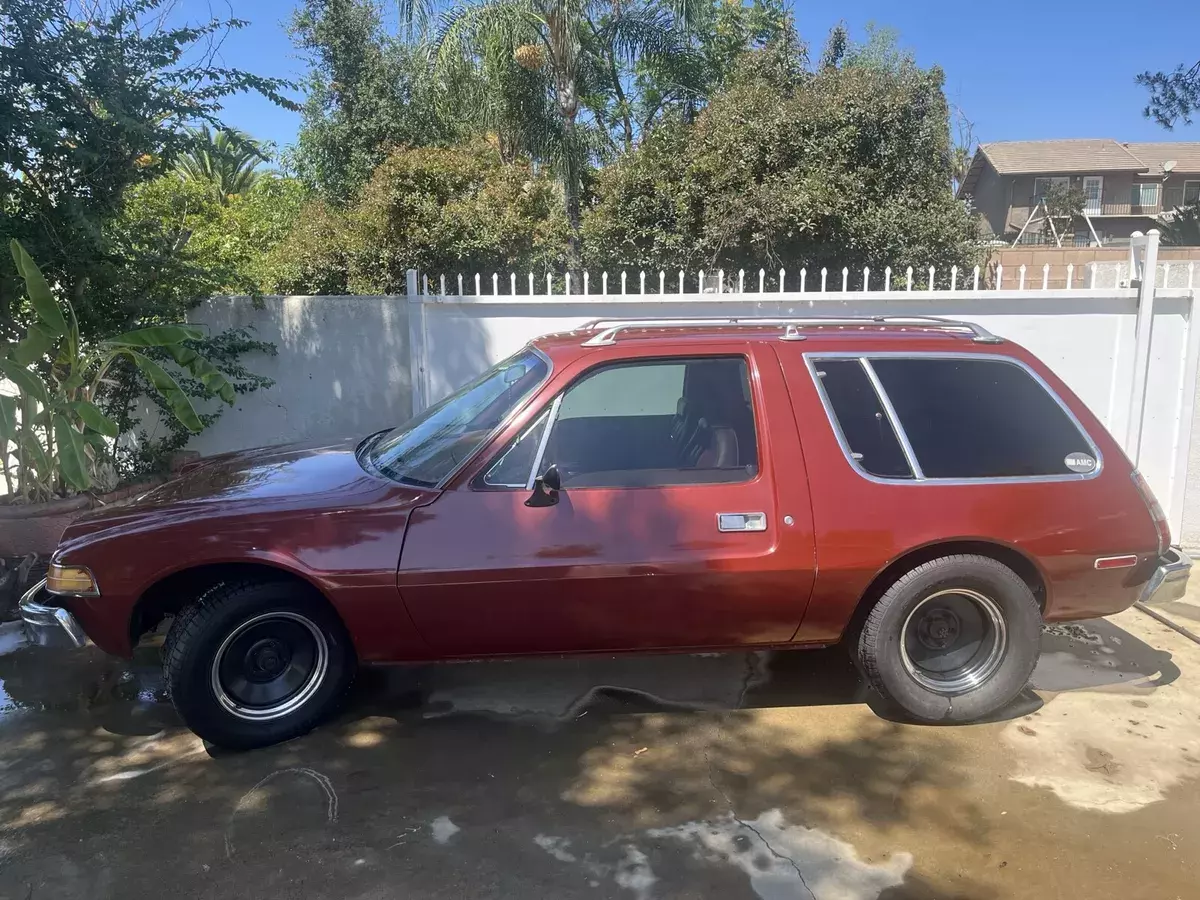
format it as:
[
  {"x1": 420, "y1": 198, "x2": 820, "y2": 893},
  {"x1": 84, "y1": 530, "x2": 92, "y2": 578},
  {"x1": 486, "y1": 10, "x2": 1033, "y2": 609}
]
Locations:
[
  {"x1": 265, "y1": 142, "x2": 569, "y2": 294},
  {"x1": 583, "y1": 45, "x2": 982, "y2": 284}
]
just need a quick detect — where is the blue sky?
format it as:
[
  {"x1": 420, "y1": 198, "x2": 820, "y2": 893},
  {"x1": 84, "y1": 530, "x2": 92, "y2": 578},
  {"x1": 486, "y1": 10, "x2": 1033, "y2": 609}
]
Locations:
[{"x1": 190, "y1": 0, "x2": 1200, "y2": 152}]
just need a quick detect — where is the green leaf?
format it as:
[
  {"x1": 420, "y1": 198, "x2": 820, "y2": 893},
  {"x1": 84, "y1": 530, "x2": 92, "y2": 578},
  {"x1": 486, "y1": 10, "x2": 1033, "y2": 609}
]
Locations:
[
  {"x1": 11, "y1": 323, "x2": 58, "y2": 366},
  {"x1": 127, "y1": 351, "x2": 203, "y2": 433},
  {"x1": 18, "y1": 430, "x2": 52, "y2": 476},
  {"x1": 0, "y1": 358, "x2": 49, "y2": 405},
  {"x1": 81, "y1": 430, "x2": 109, "y2": 450},
  {"x1": 53, "y1": 414, "x2": 91, "y2": 491},
  {"x1": 165, "y1": 344, "x2": 236, "y2": 404},
  {"x1": 71, "y1": 400, "x2": 120, "y2": 438},
  {"x1": 0, "y1": 396, "x2": 16, "y2": 444},
  {"x1": 104, "y1": 325, "x2": 204, "y2": 347},
  {"x1": 9, "y1": 240, "x2": 66, "y2": 337}
]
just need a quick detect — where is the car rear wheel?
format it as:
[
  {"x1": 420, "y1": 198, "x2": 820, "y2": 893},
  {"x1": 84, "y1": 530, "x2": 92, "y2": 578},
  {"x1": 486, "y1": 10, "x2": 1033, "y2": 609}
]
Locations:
[
  {"x1": 163, "y1": 578, "x2": 356, "y2": 749},
  {"x1": 856, "y1": 555, "x2": 1042, "y2": 723}
]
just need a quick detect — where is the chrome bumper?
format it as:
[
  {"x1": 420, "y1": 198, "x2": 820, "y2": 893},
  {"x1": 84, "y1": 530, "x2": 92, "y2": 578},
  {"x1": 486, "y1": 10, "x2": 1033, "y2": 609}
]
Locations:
[
  {"x1": 18, "y1": 578, "x2": 88, "y2": 649},
  {"x1": 1139, "y1": 547, "x2": 1192, "y2": 606}
]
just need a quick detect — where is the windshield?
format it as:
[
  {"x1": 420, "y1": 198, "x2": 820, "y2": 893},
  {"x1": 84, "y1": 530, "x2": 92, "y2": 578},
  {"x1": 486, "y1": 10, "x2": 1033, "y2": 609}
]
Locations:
[{"x1": 364, "y1": 349, "x2": 549, "y2": 487}]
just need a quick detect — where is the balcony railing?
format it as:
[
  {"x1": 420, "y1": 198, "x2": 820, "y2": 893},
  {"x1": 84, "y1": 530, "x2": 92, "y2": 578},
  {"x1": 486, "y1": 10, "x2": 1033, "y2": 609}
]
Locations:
[{"x1": 1015, "y1": 187, "x2": 1191, "y2": 220}]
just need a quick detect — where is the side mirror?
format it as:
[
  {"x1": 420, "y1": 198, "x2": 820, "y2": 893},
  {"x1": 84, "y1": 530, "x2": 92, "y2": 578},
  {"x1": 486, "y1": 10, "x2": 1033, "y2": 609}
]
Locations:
[{"x1": 525, "y1": 464, "x2": 561, "y2": 507}]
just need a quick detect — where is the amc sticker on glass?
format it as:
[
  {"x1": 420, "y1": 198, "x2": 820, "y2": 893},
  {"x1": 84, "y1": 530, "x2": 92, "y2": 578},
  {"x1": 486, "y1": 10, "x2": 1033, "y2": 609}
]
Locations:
[{"x1": 1064, "y1": 452, "x2": 1097, "y2": 473}]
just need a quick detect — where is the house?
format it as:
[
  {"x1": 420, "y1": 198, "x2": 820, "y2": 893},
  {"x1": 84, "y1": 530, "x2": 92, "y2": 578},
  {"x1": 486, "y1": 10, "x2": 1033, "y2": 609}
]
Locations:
[{"x1": 958, "y1": 140, "x2": 1200, "y2": 246}]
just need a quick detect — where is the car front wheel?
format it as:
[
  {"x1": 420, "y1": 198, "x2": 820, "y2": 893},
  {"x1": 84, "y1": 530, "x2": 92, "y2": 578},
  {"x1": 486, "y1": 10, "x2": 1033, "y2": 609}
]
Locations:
[
  {"x1": 856, "y1": 554, "x2": 1042, "y2": 723},
  {"x1": 163, "y1": 578, "x2": 356, "y2": 749}
]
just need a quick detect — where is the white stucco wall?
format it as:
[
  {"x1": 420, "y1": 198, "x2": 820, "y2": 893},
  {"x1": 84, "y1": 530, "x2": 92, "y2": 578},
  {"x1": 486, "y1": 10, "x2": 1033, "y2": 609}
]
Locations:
[
  {"x1": 1181, "y1": 361, "x2": 1200, "y2": 549},
  {"x1": 177, "y1": 295, "x2": 413, "y2": 456}
]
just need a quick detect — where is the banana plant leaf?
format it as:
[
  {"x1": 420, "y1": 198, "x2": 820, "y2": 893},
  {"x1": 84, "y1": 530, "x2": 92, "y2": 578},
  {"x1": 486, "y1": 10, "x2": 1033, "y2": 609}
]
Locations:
[
  {"x1": 126, "y1": 351, "x2": 203, "y2": 433},
  {"x1": 164, "y1": 344, "x2": 237, "y2": 404},
  {"x1": 0, "y1": 358, "x2": 49, "y2": 405},
  {"x1": 71, "y1": 400, "x2": 120, "y2": 438},
  {"x1": 105, "y1": 325, "x2": 205, "y2": 347},
  {"x1": 10, "y1": 323, "x2": 58, "y2": 367},
  {"x1": 9, "y1": 240, "x2": 67, "y2": 337},
  {"x1": 53, "y1": 414, "x2": 91, "y2": 491}
]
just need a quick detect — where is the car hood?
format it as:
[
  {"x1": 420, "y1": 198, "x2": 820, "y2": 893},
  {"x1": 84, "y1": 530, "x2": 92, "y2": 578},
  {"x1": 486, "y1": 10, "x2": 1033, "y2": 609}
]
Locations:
[{"x1": 60, "y1": 437, "x2": 436, "y2": 545}]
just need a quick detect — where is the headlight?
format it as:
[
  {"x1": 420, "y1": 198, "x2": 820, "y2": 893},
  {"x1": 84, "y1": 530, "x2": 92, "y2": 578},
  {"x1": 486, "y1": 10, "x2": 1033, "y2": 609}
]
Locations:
[{"x1": 46, "y1": 564, "x2": 100, "y2": 597}]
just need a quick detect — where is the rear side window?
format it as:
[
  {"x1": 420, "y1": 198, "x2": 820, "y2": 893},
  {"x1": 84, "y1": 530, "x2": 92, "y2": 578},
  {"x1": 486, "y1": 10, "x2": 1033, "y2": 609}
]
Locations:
[
  {"x1": 815, "y1": 360, "x2": 913, "y2": 478},
  {"x1": 871, "y1": 357, "x2": 1095, "y2": 479}
]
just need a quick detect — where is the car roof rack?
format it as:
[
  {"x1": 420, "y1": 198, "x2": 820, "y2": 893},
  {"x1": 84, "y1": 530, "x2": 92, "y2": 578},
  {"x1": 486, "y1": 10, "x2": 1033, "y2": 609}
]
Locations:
[{"x1": 578, "y1": 315, "x2": 1003, "y2": 347}]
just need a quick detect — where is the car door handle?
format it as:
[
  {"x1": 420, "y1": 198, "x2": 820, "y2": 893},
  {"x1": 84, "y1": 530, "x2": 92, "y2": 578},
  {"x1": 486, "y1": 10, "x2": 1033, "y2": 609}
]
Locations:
[{"x1": 717, "y1": 512, "x2": 767, "y2": 532}]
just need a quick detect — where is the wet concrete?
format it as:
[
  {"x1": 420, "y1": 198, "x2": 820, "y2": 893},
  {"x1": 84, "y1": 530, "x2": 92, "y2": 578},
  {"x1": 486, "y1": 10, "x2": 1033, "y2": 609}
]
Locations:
[{"x1": 0, "y1": 609, "x2": 1197, "y2": 900}]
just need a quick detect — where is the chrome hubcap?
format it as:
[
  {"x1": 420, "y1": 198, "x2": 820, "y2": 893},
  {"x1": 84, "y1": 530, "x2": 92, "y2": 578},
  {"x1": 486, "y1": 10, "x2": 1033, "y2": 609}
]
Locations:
[
  {"x1": 211, "y1": 612, "x2": 329, "y2": 721},
  {"x1": 899, "y1": 589, "x2": 1007, "y2": 695}
]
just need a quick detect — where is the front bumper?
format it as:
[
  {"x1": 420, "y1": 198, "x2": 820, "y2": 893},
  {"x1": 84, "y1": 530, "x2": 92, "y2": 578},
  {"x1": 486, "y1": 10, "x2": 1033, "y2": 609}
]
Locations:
[
  {"x1": 1139, "y1": 547, "x2": 1192, "y2": 606},
  {"x1": 18, "y1": 578, "x2": 89, "y2": 649}
]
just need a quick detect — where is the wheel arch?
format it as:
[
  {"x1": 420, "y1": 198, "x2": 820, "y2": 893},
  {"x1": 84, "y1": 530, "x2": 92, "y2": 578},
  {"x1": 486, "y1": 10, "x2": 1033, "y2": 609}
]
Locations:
[
  {"x1": 129, "y1": 560, "x2": 343, "y2": 649},
  {"x1": 843, "y1": 539, "x2": 1047, "y2": 645}
]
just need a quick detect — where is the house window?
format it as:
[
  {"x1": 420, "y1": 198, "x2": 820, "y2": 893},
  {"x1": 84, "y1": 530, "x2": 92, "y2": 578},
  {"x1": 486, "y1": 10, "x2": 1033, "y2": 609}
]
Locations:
[
  {"x1": 1185, "y1": 181, "x2": 1200, "y2": 206},
  {"x1": 1033, "y1": 176, "x2": 1068, "y2": 199},
  {"x1": 1131, "y1": 182, "x2": 1160, "y2": 210}
]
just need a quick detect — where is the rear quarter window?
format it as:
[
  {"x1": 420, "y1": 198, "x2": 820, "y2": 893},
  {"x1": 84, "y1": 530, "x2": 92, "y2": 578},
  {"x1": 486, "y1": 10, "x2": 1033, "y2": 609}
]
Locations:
[
  {"x1": 813, "y1": 359, "x2": 913, "y2": 479},
  {"x1": 870, "y1": 357, "x2": 1096, "y2": 479}
]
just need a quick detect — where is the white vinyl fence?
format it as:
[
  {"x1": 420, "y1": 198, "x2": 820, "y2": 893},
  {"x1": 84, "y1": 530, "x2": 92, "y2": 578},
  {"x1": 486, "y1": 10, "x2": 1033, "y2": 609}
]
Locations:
[{"x1": 407, "y1": 231, "x2": 1200, "y2": 544}]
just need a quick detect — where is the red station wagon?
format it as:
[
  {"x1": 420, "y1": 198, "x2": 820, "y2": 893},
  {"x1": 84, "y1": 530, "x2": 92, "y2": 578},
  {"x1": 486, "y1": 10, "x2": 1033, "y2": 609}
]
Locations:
[{"x1": 21, "y1": 316, "x2": 1192, "y2": 748}]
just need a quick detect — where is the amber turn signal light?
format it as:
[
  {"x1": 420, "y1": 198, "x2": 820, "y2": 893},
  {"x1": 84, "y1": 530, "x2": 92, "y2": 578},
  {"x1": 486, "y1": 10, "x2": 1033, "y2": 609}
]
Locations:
[{"x1": 46, "y1": 564, "x2": 100, "y2": 597}]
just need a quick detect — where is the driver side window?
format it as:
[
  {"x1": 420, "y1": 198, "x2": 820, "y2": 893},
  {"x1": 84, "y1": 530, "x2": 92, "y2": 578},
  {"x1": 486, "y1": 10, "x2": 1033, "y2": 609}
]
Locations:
[{"x1": 478, "y1": 356, "x2": 758, "y2": 490}]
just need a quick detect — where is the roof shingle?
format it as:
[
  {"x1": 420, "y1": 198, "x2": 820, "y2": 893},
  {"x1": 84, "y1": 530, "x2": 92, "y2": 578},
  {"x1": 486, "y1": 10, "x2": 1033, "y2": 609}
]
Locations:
[
  {"x1": 1121, "y1": 142, "x2": 1200, "y2": 175},
  {"x1": 979, "y1": 140, "x2": 1145, "y2": 174}
]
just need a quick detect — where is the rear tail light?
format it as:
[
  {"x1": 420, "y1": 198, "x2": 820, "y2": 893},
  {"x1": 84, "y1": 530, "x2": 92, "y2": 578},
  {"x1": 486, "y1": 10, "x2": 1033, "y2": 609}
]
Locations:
[{"x1": 1131, "y1": 470, "x2": 1170, "y2": 557}]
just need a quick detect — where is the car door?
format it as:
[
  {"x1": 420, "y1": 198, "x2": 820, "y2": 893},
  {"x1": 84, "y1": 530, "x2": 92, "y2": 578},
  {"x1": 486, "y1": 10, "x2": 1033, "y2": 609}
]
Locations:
[{"x1": 396, "y1": 345, "x2": 816, "y2": 656}]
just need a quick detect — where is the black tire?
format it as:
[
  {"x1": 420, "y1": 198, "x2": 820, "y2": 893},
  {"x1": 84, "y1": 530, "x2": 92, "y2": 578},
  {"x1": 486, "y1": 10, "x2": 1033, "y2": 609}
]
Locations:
[
  {"x1": 163, "y1": 578, "x2": 357, "y2": 750},
  {"x1": 856, "y1": 555, "x2": 1041, "y2": 723}
]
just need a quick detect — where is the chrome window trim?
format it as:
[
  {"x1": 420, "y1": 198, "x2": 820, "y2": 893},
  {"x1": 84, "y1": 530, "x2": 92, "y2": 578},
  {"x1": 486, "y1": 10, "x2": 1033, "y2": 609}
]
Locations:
[
  {"x1": 499, "y1": 352, "x2": 760, "y2": 491},
  {"x1": 860, "y1": 358, "x2": 925, "y2": 480},
  {"x1": 804, "y1": 350, "x2": 1105, "y2": 486},
  {"x1": 434, "y1": 344, "x2": 554, "y2": 490},
  {"x1": 480, "y1": 407, "x2": 553, "y2": 489},
  {"x1": 526, "y1": 395, "x2": 564, "y2": 489}
]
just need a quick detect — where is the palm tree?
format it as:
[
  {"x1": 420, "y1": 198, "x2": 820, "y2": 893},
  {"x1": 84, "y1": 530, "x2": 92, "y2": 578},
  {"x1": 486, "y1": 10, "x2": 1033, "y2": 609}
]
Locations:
[
  {"x1": 421, "y1": 0, "x2": 698, "y2": 279},
  {"x1": 176, "y1": 127, "x2": 267, "y2": 204}
]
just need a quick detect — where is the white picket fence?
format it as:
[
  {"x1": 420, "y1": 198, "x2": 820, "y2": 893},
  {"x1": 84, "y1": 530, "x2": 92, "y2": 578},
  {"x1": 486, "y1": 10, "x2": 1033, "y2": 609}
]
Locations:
[
  {"x1": 421, "y1": 261, "x2": 1198, "y2": 296},
  {"x1": 406, "y1": 230, "x2": 1200, "y2": 544}
]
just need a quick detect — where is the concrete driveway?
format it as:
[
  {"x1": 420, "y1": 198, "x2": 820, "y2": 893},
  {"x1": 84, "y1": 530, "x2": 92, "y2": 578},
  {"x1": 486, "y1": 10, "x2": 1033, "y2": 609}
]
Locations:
[{"x1": 0, "y1": 607, "x2": 1197, "y2": 900}]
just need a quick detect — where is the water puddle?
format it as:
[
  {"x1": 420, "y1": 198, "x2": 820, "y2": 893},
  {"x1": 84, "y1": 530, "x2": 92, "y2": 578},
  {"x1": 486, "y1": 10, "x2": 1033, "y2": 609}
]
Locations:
[{"x1": 533, "y1": 808, "x2": 911, "y2": 900}]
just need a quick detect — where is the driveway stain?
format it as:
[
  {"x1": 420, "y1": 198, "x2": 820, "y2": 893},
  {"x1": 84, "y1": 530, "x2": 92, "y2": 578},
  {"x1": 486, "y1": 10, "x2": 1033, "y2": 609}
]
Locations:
[{"x1": 1002, "y1": 616, "x2": 1200, "y2": 813}]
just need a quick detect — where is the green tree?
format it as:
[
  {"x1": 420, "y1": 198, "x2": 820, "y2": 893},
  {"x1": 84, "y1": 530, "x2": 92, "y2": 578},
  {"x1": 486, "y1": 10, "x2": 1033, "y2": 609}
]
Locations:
[
  {"x1": 176, "y1": 127, "x2": 268, "y2": 204},
  {"x1": 430, "y1": 0, "x2": 712, "y2": 276},
  {"x1": 115, "y1": 173, "x2": 309, "y2": 296},
  {"x1": 1161, "y1": 204, "x2": 1200, "y2": 247},
  {"x1": 1037, "y1": 183, "x2": 1089, "y2": 247},
  {"x1": 0, "y1": 0, "x2": 295, "y2": 341},
  {"x1": 265, "y1": 142, "x2": 568, "y2": 294},
  {"x1": 104, "y1": 174, "x2": 295, "y2": 478},
  {"x1": 1138, "y1": 59, "x2": 1199, "y2": 128},
  {"x1": 288, "y1": 0, "x2": 460, "y2": 203},
  {"x1": 582, "y1": 29, "x2": 980, "y2": 282}
]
